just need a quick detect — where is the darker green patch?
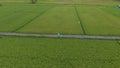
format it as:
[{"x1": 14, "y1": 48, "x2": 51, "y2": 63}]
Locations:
[
  {"x1": 0, "y1": 4, "x2": 2, "y2": 6},
  {"x1": 31, "y1": 0, "x2": 37, "y2": 4},
  {"x1": 0, "y1": 37, "x2": 3, "y2": 39}
]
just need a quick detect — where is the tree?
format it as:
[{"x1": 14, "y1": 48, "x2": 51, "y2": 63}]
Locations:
[{"x1": 31, "y1": 0, "x2": 37, "y2": 4}]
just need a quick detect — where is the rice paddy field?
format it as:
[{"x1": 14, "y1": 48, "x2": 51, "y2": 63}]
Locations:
[
  {"x1": 0, "y1": 36, "x2": 120, "y2": 67},
  {"x1": 0, "y1": 0, "x2": 120, "y2": 67},
  {"x1": 0, "y1": 1, "x2": 119, "y2": 35}
]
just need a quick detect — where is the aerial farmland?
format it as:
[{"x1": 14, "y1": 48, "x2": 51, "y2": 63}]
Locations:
[{"x1": 0, "y1": 0, "x2": 120, "y2": 68}]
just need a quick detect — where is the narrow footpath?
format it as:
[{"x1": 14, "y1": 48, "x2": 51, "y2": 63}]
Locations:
[{"x1": 0, "y1": 32, "x2": 120, "y2": 40}]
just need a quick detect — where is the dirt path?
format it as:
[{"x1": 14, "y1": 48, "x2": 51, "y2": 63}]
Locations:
[{"x1": 0, "y1": 32, "x2": 120, "y2": 40}]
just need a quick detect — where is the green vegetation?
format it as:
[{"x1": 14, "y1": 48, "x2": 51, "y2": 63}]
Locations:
[
  {"x1": 0, "y1": 4, "x2": 2, "y2": 6},
  {"x1": 77, "y1": 5, "x2": 120, "y2": 35},
  {"x1": 0, "y1": 0, "x2": 119, "y2": 5},
  {"x1": 0, "y1": 36, "x2": 120, "y2": 67},
  {"x1": 0, "y1": 0, "x2": 120, "y2": 67},
  {"x1": 31, "y1": 0, "x2": 37, "y2": 4},
  {"x1": 0, "y1": 5, "x2": 52, "y2": 32},
  {"x1": 0, "y1": 3, "x2": 119, "y2": 35},
  {"x1": 17, "y1": 6, "x2": 83, "y2": 34}
]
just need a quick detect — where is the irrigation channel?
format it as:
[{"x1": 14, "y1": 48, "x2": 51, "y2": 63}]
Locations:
[{"x1": 0, "y1": 32, "x2": 120, "y2": 40}]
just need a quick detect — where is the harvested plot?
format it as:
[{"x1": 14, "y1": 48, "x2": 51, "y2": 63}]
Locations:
[
  {"x1": 77, "y1": 5, "x2": 120, "y2": 35},
  {"x1": 18, "y1": 6, "x2": 83, "y2": 34},
  {"x1": 0, "y1": 37, "x2": 120, "y2": 67}
]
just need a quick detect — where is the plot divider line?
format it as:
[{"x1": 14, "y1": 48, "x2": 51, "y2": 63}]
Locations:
[
  {"x1": 12, "y1": 6, "x2": 55, "y2": 32},
  {"x1": 73, "y1": 4, "x2": 86, "y2": 35}
]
